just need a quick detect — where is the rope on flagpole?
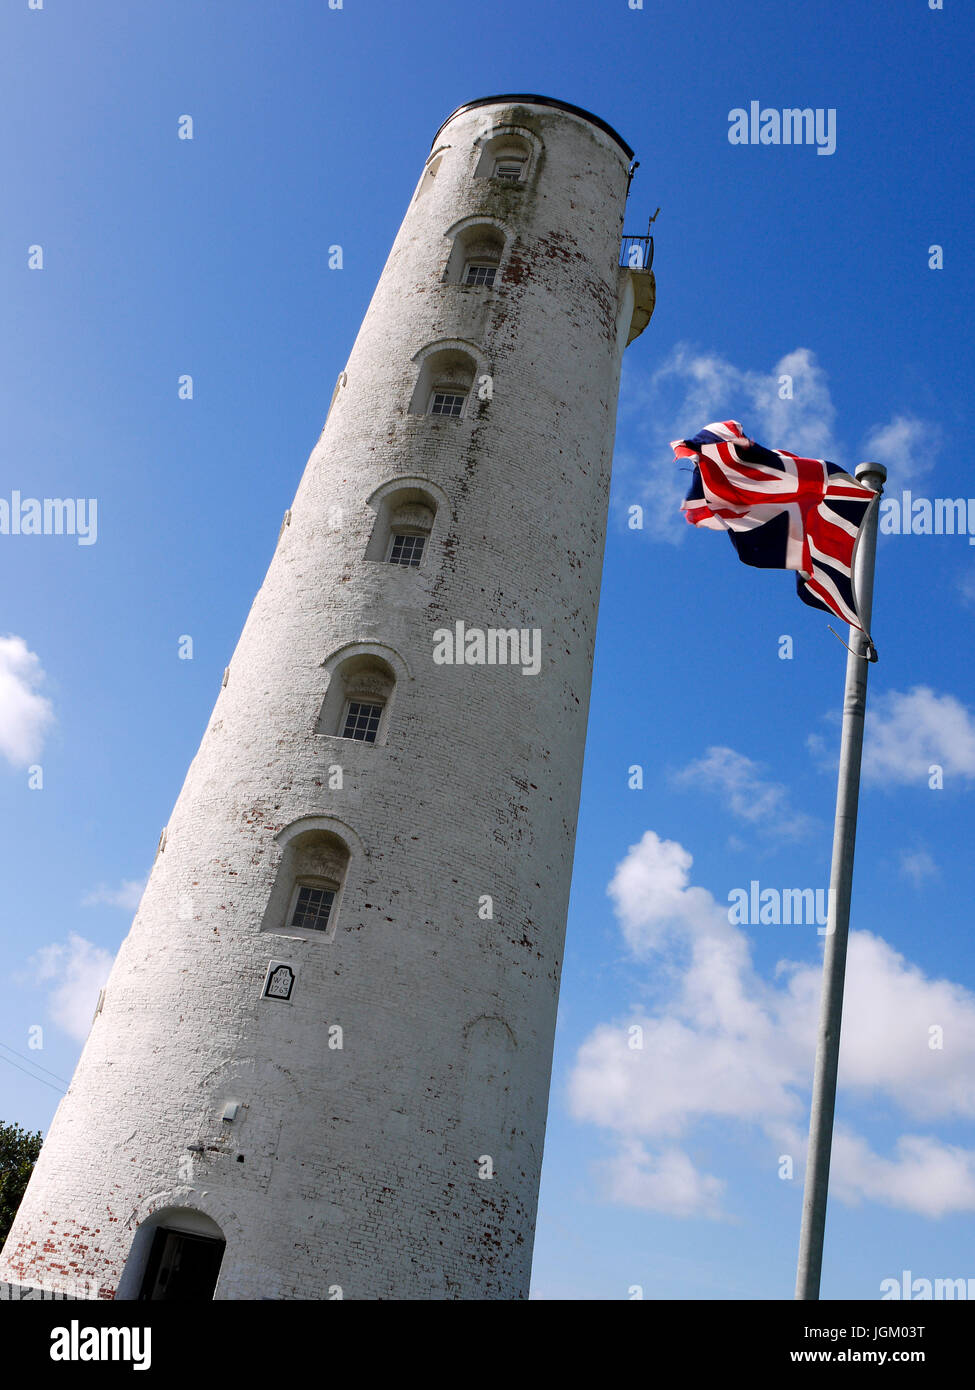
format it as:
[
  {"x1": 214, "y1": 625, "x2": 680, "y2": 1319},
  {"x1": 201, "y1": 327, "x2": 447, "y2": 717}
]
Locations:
[{"x1": 827, "y1": 626, "x2": 878, "y2": 662}]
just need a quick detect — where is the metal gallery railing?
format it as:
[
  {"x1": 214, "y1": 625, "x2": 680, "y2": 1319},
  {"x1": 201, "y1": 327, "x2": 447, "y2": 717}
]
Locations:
[{"x1": 619, "y1": 234, "x2": 654, "y2": 271}]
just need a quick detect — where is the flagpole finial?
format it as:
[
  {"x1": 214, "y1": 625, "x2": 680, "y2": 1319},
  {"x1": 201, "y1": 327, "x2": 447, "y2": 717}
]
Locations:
[{"x1": 856, "y1": 460, "x2": 887, "y2": 486}]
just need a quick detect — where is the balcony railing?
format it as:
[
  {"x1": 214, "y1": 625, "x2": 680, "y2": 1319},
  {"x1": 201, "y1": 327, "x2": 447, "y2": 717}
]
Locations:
[{"x1": 620, "y1": 234, "x2": 654, "y2": 272}]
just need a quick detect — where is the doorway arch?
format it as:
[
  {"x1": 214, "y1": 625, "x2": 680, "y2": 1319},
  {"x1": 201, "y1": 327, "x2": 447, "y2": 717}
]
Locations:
[{"x1": 117, "y1": 1207, "x2": 226, "y2": 1302}]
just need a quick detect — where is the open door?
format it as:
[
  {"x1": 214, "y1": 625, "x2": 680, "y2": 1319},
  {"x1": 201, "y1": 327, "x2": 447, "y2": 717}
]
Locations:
[{"x1": 138, "y1": 1227, "x2": 225, "y2": 1301}]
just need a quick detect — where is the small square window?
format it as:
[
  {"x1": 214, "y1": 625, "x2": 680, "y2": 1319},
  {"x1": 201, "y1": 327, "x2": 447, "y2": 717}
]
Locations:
[
  {"x1": 464, "y1": 262, "x2": 497, "y2": 287},
  {"x1": 388, "y1": 533, "x2": 425, "y2": 567},
  {"x1": 342, "y1": 700, "x2": 383, "y2": 742},
  {"x1": 289, "y1": 884, "x2": 335, "y2": 933},
  {"x1": 429, "y1": 391, "x2": 464, "y2": 418},
  {"x1": 494, "y1": 158, "x2": 525, "y2": 182}
]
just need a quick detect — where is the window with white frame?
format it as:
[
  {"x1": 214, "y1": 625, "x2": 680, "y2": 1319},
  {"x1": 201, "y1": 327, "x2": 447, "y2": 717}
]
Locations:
[
  {"x1": 365, "y1": 490, "x2": 436, "y2": 566},
  {"x1": 408, "y1": 346, "x2": 477, "y2": 418},
  {"x1": 473, "y1": 131, "x2": 535, "y2": 182},
  {"x1": 429, "y1": 390, "x2": 465, "y2": 418},
  {"x1": 260, "y1": 825, "x2": 351, "y2": 942},
  {"x1": 287, "y1": 880, "x2": 336, "y2": 933},
  {"x1": 463, "y1": 261, "x2": 497, "y2": 287},
  {"x1": 341, "y1": 699, "x2": 383, "y2": 743},
  {"x1": 387, "y1": 532, "x2": 426, "y2": 567},
  {"x1": 443, "y1": 223, "x2": 505, "y2": 287},
  {"x1": 316, "y1": 652, "x2": 396, "y2": 745},
  {"x1": 493, "y1": 157, "x2": 526, "y2": 182}
]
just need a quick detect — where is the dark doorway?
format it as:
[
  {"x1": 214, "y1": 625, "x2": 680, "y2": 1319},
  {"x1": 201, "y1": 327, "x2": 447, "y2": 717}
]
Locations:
[{"x1": 138, "y1": 1227, "x2": 225, "y2": 1301}]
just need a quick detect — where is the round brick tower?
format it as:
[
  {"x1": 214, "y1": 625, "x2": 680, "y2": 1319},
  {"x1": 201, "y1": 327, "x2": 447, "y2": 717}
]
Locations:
[{"x1": 1, "y1": 95, "x2": 654, "y2": 1300}]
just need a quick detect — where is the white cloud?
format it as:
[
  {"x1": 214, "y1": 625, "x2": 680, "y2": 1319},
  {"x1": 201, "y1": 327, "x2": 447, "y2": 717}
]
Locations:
[
  {"x1": 899, "y1": 849, "x2": 939, "y2": 887},
  {"x1": 29, "y1": 933, "x2": 115, "y2": 1041},
  {"x1": 831, "y1": 931, "x2": 975, "y2": 1120},
  {"x1": 674, "y1": 745, "x2": 813, "y2": 839},
  {"x1": 618, "y1": 344, "x2": 841, "y2": 542},
  {"x1": 570, "y1": 1006, "x2": 800, "y2": 1141},
  {"x1": 862, "y1": 686, "x2": 975, "y2": 785},
  {"x1": 862, "y1": 414, "x2": 937, "y2": 488},
  {"x1": 618, "y1": 346, "x2": 939, "y2": 547},
  {"x1": 745, "y1": 347, "x2": 839, "y2": 460},
  {"x1": 607, "y1": 830, "x2": 721, "y2": 956},
  {"x1": 805, "y1": 730, "x2": 833, "y2": 771},
  {"x1": 569, "y1": 830, "x2": 975, "y2": 1219},
  {"x1": 595, "y1": 1139, "x2": 726, "y2": 1219},
  {"x1": 82, "y1": 879, "x2": 147, "y2": 911},
  {"x1": 831, "y1": 1131, "x2": 975, "y2": 1218},
  {"x1": 0, "y1": 635, "x2": 54, "y2": 768}
]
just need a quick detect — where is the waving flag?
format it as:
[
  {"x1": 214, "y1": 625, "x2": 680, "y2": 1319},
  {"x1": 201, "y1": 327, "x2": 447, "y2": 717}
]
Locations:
[{"x1": 673, "y1": 420, "x2": 878, "y2": 630}]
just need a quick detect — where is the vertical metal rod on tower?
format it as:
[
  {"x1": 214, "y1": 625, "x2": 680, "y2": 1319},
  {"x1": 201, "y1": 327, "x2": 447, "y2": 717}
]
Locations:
[{"x1": 795, "y1": 460, "x2": 887, "y2": 1301}]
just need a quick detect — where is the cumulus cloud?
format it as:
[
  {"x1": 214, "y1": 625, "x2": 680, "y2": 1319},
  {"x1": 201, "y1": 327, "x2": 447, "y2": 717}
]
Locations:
[
  {"x1": 862, "y1": 686, "x2": 975, "y2": 785},
  {"x1": 617, "y1": 346, "x2": 938, "y2": 544},
  {"x1": 834, "y1": 932, "x2": 975, "y2": 1119},
  {"x1": 82, "y1": 879, "x2": 147, "y2": 911},
  {"x1": 594, "y1": 1139, "x2": 727, "y2": 1219},
  {"x1": 618, "y1": 345, "x2": 840, "y2": 542},
  {"x1": 862, "y1": 414, "x2": 938, "y2": 488},
  {"x1": 745, "y1": 347, "x2": 839, "y2": 460},
  {"x1": 652, "y1": 344, "x2": 838, "y2": 460},
  {"x1": 568, "y1": 830, "x2": 975, "y2": 1219},
  {"x1": 674, "y1": 746, "x2": 813, "y2": 839},
  {"x1": 899, "y1": 849, "x2": 939, "y2": 887},
  {"x1": 29, "y1": 933, "x2": 115, "y2": 1041},
  {"x1": 831, "y1": 1132, "x2": 975, "y2": 1218},
  {"x1": 607, "y1": 829, "x2": 722, "y2": 956},
  {"x1": 0, "y1": 635, "x2": 54, "y2": 768}
]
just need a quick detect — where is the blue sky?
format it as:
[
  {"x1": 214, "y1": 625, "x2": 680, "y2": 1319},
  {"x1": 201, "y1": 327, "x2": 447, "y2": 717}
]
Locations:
[{"x1": 2, "y1": 0, "x2": 974, "y2": 1301}]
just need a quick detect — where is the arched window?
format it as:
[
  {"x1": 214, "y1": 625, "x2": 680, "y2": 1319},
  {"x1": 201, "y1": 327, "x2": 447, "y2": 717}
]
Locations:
[
  {"x1": 473, "y1": 130, "x2": 536, "y2": 183},
  {"x1": 316, "y1": 651, "x2": 397, "y2": 745},
  {"x1": 413, "y1": 149, "x2": 445, "y2": 203},
  {"x1": 364, "y1": 479, "x2": 448, "y2": 571},
  {"x1": 262, "y1": 824, "x2": 351, "y2": 942},
  {"x1": 443, "y1": 222, "x2": 506, "y2": 288},
  {"x1": 408, "y1": 345, "x2": 478, "y2": 419},
  {"x1": 386, "y1": 499, "x2": 434, "y2": 567}
]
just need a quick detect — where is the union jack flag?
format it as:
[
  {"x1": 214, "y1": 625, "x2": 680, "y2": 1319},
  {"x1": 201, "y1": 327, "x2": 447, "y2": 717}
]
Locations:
[{"x1": 673, "y1": 420, "x2": 878, "y2": 630}]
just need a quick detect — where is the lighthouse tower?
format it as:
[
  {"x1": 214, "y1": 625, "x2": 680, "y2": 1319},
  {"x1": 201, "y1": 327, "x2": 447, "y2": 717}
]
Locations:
[{"x1": 1, "y1": 96, "x2": 654, "y2": 1301}]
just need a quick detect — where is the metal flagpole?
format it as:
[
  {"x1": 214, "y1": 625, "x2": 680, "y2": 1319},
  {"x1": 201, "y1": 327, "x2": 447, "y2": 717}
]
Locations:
[{"x1": 795, "y1": 459, "x2": 887, "y2": 1301}]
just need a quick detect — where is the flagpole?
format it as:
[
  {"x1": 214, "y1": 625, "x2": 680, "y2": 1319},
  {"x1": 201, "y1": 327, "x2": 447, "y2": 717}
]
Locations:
[{"x1": 795, "y1": 459, "x2": 887, "y2": 1301}]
